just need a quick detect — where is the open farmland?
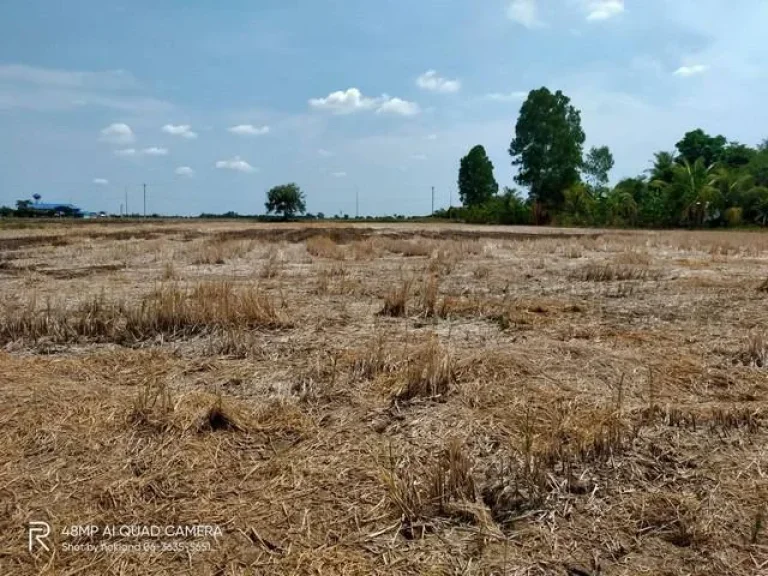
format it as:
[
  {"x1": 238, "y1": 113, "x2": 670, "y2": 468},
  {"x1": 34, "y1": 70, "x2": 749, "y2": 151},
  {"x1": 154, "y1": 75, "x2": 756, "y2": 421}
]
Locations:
[{"x1": 2, "y1": 220, "x2": 768, "y2": 575}]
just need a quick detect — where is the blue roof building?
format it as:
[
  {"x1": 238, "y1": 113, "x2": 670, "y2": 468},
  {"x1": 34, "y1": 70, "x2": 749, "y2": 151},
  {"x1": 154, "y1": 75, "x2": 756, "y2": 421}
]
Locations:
[{"x1": 30, "y1": 202, "x2": 83, "y2": 215}]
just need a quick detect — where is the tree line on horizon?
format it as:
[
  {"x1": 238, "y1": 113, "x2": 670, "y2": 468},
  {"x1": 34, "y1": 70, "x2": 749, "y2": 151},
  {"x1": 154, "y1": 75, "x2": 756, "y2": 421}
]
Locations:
[
  {"x1": 443, "y1": 86, "x2": 768, "y2": 228},
  {"x1": 4, "y1": 87, "x2": 768, "y2": 227}
]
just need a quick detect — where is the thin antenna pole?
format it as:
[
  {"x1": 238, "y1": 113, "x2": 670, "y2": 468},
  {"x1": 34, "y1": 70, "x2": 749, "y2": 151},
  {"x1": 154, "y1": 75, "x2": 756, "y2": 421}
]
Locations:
[
  {"x1": 143, "y1": 183, "x2": 147, "y2": 218},
  {"x1": 431, "y1": 186, "x2": 435, "y2": 216}
]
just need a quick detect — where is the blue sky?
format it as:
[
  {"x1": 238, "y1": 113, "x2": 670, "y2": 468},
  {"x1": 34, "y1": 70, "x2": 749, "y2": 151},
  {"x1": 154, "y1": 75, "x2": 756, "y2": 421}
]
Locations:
[{"x1": 1, "y1": 0, "x2": 767, "y2": 216}]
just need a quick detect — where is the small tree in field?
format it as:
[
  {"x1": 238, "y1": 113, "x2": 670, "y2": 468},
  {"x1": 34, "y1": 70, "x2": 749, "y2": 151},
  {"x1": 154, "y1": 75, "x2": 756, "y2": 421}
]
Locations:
[{"x1": 265, "y1": 183, "x2": 306, "y2": 219}]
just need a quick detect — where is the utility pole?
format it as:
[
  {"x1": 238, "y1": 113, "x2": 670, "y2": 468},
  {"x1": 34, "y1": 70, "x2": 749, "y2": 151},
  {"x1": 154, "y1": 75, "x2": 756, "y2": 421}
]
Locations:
[
  {"x1": 125, "y1": 186, "x2": 129, "y2": 217},
  {"x1": 355, "y1": 186, "x2": 359, "y2": 219},
  {"x1": 431, "y1": 186, "x2": 435, "y2": 216},
  {"x1": 143, "y1": 183, "x2": 147, "y2": 218}
]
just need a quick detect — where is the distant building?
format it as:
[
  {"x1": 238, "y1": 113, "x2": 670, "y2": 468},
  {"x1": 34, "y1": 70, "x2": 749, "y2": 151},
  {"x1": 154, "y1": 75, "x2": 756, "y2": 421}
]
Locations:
[{"x1": 29, "y1": 202, "x2": 84, "y2": 217}]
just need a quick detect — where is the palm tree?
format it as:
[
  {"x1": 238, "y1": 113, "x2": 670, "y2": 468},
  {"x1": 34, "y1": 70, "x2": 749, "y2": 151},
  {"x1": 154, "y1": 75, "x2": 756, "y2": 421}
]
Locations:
[
  {"x1": 654, "y1": 158, "x2": 720, "y2": 227},
  {"x1": 604, "y1": 186, "x2": 638, "y2": 226},
  {"x1": 647, "y1": 151, "x2": 677, "y2": 184},
  {"x1": 712, "y1": 166, "x2": 752, "y2": 208}
]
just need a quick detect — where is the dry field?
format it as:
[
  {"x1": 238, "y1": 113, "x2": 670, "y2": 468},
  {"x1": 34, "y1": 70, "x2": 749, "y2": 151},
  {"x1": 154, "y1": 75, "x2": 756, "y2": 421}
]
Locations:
[{"x1": 2, "y1": 220, "x2": 768, "y2": 575}]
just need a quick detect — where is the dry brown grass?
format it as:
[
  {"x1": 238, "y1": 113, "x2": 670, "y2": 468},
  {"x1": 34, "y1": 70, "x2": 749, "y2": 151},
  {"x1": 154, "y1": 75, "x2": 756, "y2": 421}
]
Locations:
[
  {"x1": 738, "y1": 331, "x2": 768, "y2": 367},
  {"x1": 3, "y1": 220, "x2": 768, "y2": 575},
  {"x1": 191, "y1": 236, "x2": 252, "y2": 265},
  {"x1": 573, "y1": 262, "x2": 661, "y2": 282},
  {"x1": 379, "y1": 277, "x2": 413, "y2": 317},
  {"x1": 306, "y1": 235, "x2": 345, "y2": 260},
  {"x1": 391, "y1": 334, "x2": 454, "y2": 402},
  {"x1": 125, "y1": 282, "x2": 288, "y2": 337},
  {"x1": 0, "y1": 281, "x2": 288, "y2": 345}
]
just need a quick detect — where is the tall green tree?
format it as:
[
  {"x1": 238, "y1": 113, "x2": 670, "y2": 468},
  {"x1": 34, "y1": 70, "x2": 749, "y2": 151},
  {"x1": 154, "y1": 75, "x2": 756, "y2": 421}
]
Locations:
[
  {"x1": 509, "y1": 87, "x2": 586, "y2": 210},
  {"x1": 720, "y1": 142, "x2": 756, "y2": 168},
  {"x1": 458, "y1": 145, "x2": 498, "y2": 207},
  {"x1": 748, "y1": 148, "x2": 768, "y2": 188},
  {"x1": 265, "y1": 183, "x2": 306, "y2": 219},
  {"x1": 675, "y1": 129, "x2": 727, "y2": 167},
  {"x1": 648, "y1": 151, "x2": 677, "y2": 185},
  {"x1": 582, "y1": 145, "x2": 615, "y2": 190}
]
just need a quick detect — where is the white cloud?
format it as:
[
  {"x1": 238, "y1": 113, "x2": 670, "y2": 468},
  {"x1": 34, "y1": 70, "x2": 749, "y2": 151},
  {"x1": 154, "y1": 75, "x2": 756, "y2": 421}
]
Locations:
[
  {"x1": 425, "y1": 134, "x2": 438, "y2": 140},
  {"x1": 142, "y1": 147, "x2": 168, "y2": 156},
  {"x1": 309, "y1": 87, "x2": 420, "y2": 116},
  {"x1": 331, "y1": 171, "x2": 347, "y2": 178},
  {"x1": 376, "y1": 97, "x2": 421, "y2": 117},
  {"x1": 582, "y1": 0, "x2": 624, "y2": 21},
  {"x1": 318, "y1": 148, "x2": 334, "y2": 157},
  {"x1": 228, "y1": 124, "x2": 270, "y2": 136},
  {"x1": 416, "y1": 70, "x2": 461, "y2": 93},
  {"x1": 485, "y1": 91, "x2": 528, "y2": 102},
  {"x1": 114, "y1": 147, "x2": 169, "y2": 158},
  {"x1": 506, "y1": 0, "x2": 542, "y2": 28},
  {"x1": 215, "y1": 156, "x2": 256, "y2": 173},
  {"x1": 162, "y1": 124, "x2": 197, "y2": 139},
  {"x1": 309, "y1": 88, "x2": 381, "y2": 114},
  {"x1": 99, "y1": 122, "x2": 135, "y2": 144},
  {"x1": 673, "y1": 64, "x2": 710, "y2": 77},
  {"x1": 175, "y1": 166, "x2": 195, "y2": 177},
  {"x1": 93, "y1": 178, "x2": 109, "y2": 185}
]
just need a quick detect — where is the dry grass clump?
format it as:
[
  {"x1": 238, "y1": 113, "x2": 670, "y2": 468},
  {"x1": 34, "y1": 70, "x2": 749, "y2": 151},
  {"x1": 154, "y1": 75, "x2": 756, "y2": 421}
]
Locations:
[
  {"x1": 482, "y1": 400, "x2": 634, "y2": 527},
  {"x1": 472, "y1": 264, "x2": 490, "y2": 279},
  {"x1": 350, "y1": 238, "x2": 381, "y2": 260},
  {"x1": 631, "y1": 492, "x2": 711, "y2": 548},
  {"x1": 392, "y1": 334, "x2": 454, "y2": 402},
  {"x1": 573, "y1": 263, "x2": 660, "y2": 282},
  {"x1": 436, "y1": 294, "x2": 486, "y2": 319},
  {"x1": 490, "y1": 298, "x2": 571, "y2": 330},
  {"x1": 380, "y1": 237, "x2": 435, "y2": 257},
  {"x1": 314, "y1": 263, "x2": 360, "y2": 296},
  {"x1": 379, "y1": 278, "x2": 413, "y2": 317},
  {"x1": 130, "y1": 383, "x2": 310, "y2": 440},
  {"x1": 0, "y1": 293, "x2": 123, "y2": 344},
  {"x1": 260, "y1": 246, "x2": 283, "y2": 278},
  {"x1": 162, "y1": 260, "x2": 178, "y2": 280},
  {"x1": 613, "y1": 249, "x2": 653, "y2": 266},
  {"x1": 171, "y1": 391, "x2": 249, "y2": 433},
  {"x1": 418, "y1": 274, "x2": 440, "y2": 317},
  {"x1": 0, "y1": 282, "x2": 288, "y2": 345},
  {"x1": 306, "y1": 235, "x2": 345, "y2": 260},
  {"x1": 204, "y1": 328, "x2": 262, "y2": 359},
  {"x1": 382, "y1": 439, "x2": 490, "y2": 538},
  {"x1": 344, "y1": 332, "x2": 396, "y2": 381},
  {"x1": 124, "y1": 281, "x2": 287, "y2": 338},
  {"x1": 558, "y1": 242, "x2": 583, "y2": 259},
  {"x1": 191, "y1": 237, "x2": 252, "y2": 265},
  {"x1": 737, "y1": 332, "x2": 768, "y2": 368}
]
